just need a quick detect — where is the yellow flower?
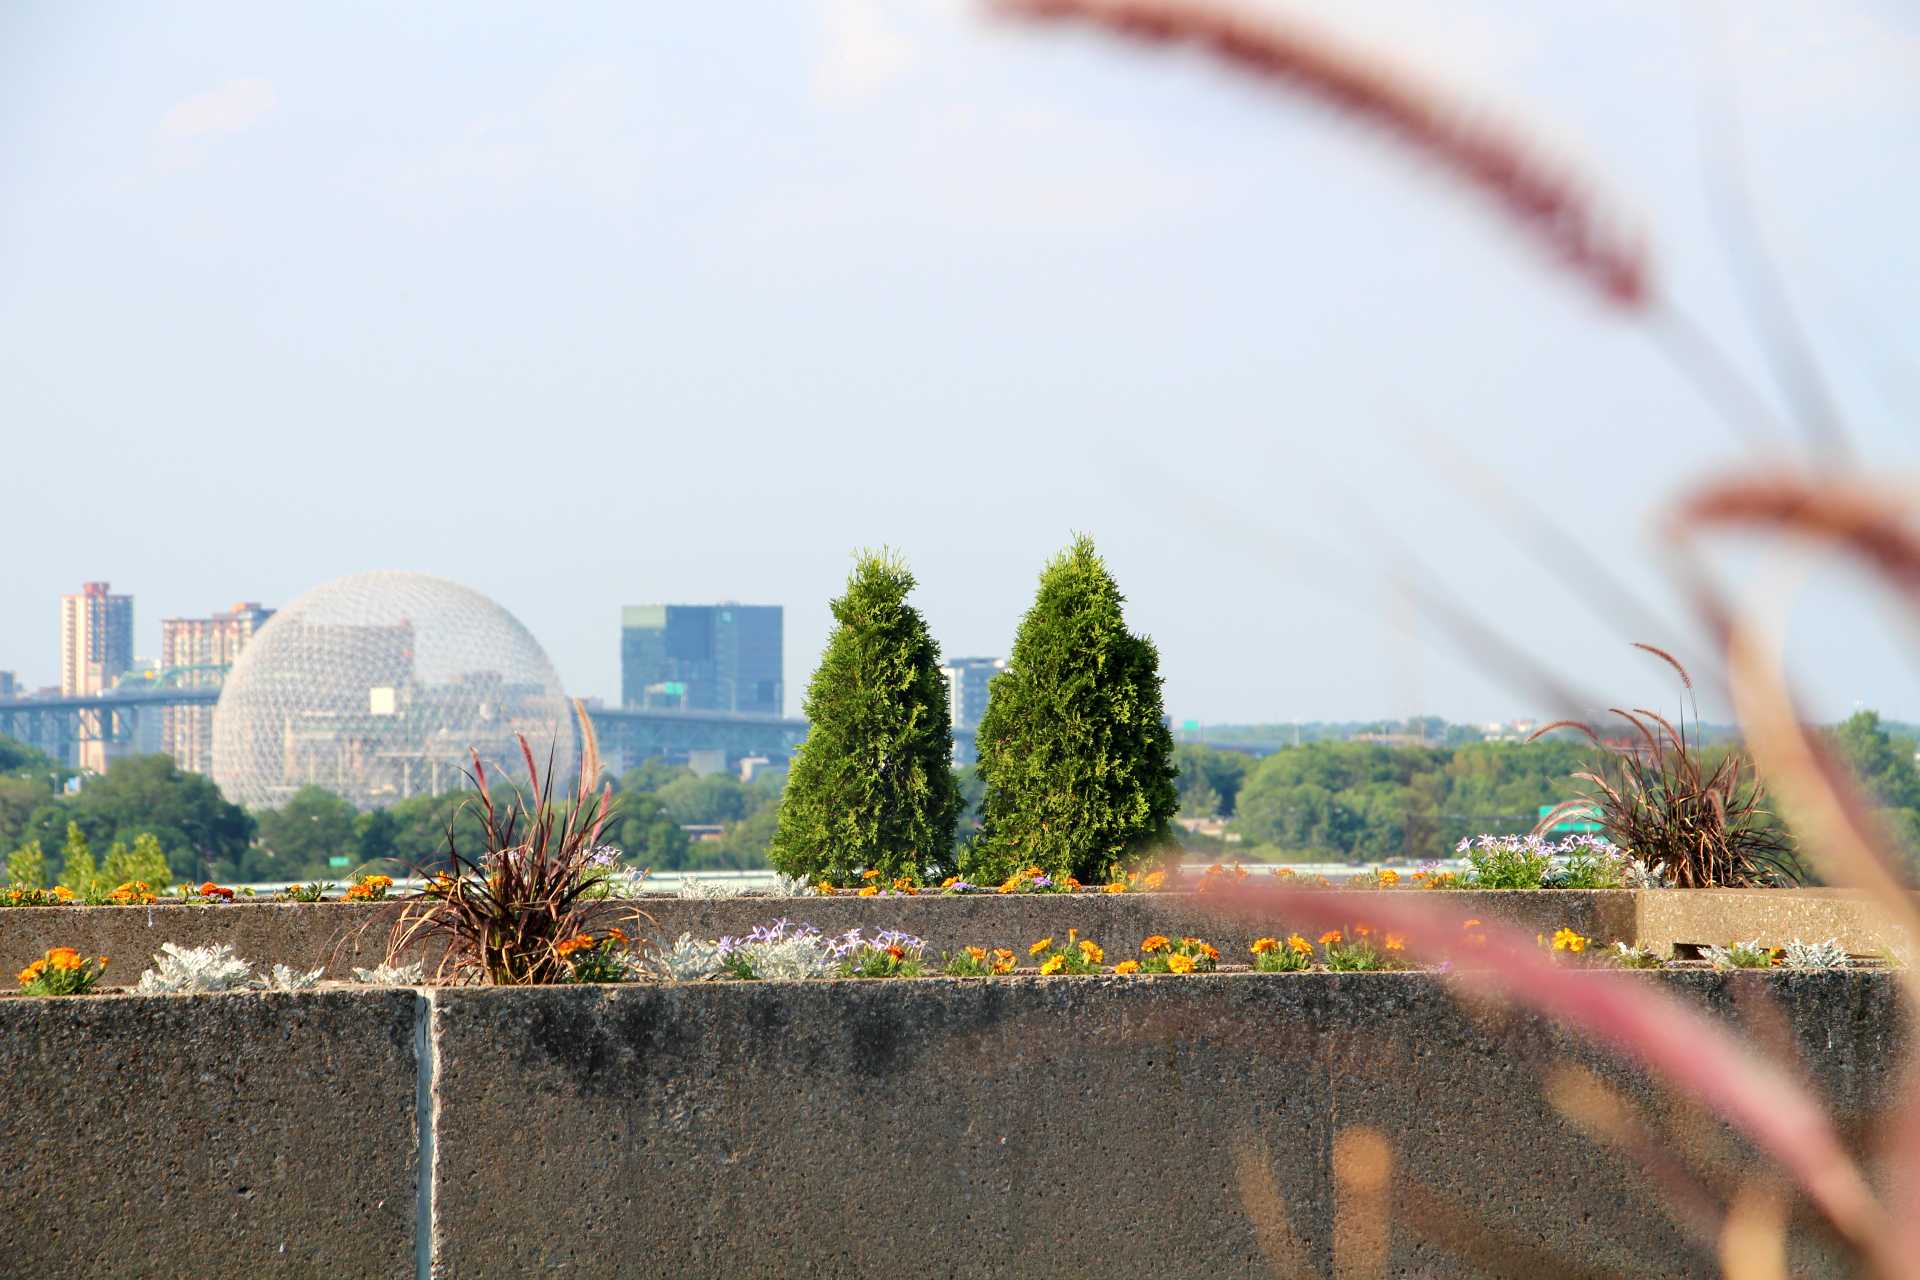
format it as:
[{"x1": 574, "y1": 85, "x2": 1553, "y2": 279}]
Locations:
[
  {"x1": 940, "y1": 876, "x2": 960, "y2": 889},
  {"x1": 1023, "y1": 866, "x2": 1044, "y2": 880},
  {"x1": 1384, "y1": 934, "x2": 1406, "y2": 952},
  {"x1": 1078, "y1": 940, "x2": 1104, "y2": 965},
  {"x1": 1251, "y1": 937, "x2": 1279, "y2": 955},
  {"x1": 964, "y1": 946, "x2": 986, "y2": 962},
  {"x1": 1271, "y1": 867, "x2": 1295, "y2": 879},
  {"x1": 1141, "y1": 935, "x2": 1170, "y2": 954},
  {"x1": 990, "y1": 949, "x2": 1016, "y2": 974},
  {"x1": 1113, "y1": 960, "x2": 1141, "y2": 975},
  {"x1": 52, "y1": 886, "x2": 74, "y2": 902},
  {"x1": 1166, "y1": 953, "x2": 1196, "y2": 974},
  {"x1": 1065, "y1": 876, "x2": 1082, "y2": 890},
  {"x1": 1552, "y1": 928, "x2": 1589, "y2": 954},
  {"x1": 1462, "y1": 918, "x2": 1483, "y2": 930},
  {"x1": 857, "y1": 885, "x2": 880, "y2": 897},
  {"x1": 997, "y1": 877, "x2": 1022, "y2": 894},
  {"x1": 363, "y1": 874, "x2": 393, "y2": 889},
  {"x1": 1029, "y1": 937, "x2": 1053, "y2": 957},
  {"x1": 1286, "y1": 934, "x2": 1313, "y2": 956},
  {"x1": 1353, "y1": 924, "x2": 1373, "y2": 938},
  {"x1": 892, "y1": 878, "x2": 917, "y2": 894},
  {"x1": 861, "y1": 869, "x2": 880, "y2": 881},
  {"x1": 1104, "y1": 881, "x2": 1127, "y2": 894},
  {"x1": 1319, "y1": 930, "x2": 1344, "y2": 946},
  {"x1": 816, "y1": 880, "x2": 835, "y2": 895},
  {"x1": 1139, "y1": 870, "x2": 1166, "y2": 892},
  {"x1": 1200, "y1": 942, "x2": 1219, "y2": 961},
  {"x1": 1039, "y1": 954, "x2": 1065, "y2": 976},
  {"x1": 18, "y1": 961, "x2": 45, "y2": 984},
  {"x1": 47, "y1": 947, "x2": 82, "y2": 971},
  {"x1": 1377, "y1": 868, "x2": 1399, "y2": 887}
]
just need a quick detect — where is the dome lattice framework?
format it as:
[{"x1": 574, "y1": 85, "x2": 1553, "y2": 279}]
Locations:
[{"x1": 212, "y1": 571, "x2": 568, "y2": 810}]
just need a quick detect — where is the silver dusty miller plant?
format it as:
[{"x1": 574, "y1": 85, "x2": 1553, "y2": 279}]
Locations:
[
  {"x1": 351, "y1": 961, "x2": 427, "y2": 985},
  {"x1": 717, "y1": 919, "x2": 835, "y2": 979},
  {"x1": 628, "y1": 933, "x2": 726, "y2": 982},
  {"x1": 252, "y1": 963, "x2": 323, "y2": 992},
  {"x1": 1782, "y1": 937, "x2": 1851, "y2": 970},
  {"x1": 134, "y1": 942, "x2": 254, "y2": 994},
  {"x1": 677, "y1": 876, "x2": 754, "y2": 900}
]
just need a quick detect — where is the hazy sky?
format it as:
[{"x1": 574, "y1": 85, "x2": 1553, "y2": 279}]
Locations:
[{"x1": 3, "y1": 1, "x2": 1916, "y2": 726}]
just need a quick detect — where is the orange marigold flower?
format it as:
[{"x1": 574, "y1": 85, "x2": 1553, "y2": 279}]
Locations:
[
  {"x1": 1462, "y1": 918, "x2": 1483, "y2": 930},
  {"x1": 1286, "y1": 934, "x2": 1313, "y2": 956},
  {"x1": 1112, "y1": 960, "x2": 1141, "y2": 975},
  {"x1": 1198, "y1": 942, "x2": 1219, "y2": 962},
  {"x1": 816, "y1": 880, "x2": 836, "y2": 895},
  {"x1": 892, "y1": 878, "x2": 916, "y2": 894},
  {"x1": 990, "y1": 949, "x2": 1016, "y2": 974},
  {"x1": 1141, "y1": 935, "x2": 1170, "y2": 954},
  {"x1": 1377, "y1": 868, "x2": 1400, "y2": 887},
  {"x1": 997, "y1": 877, "x2": 1022, "y2": 894},
  {"x1": 606, "y1": 927, "x2": 629, "y2": 945},
  {"x1": 885, "y1": 945, "x2": 906, "y2": 961},
  {"x1": 1139, "y1": 870, "x2": 1166, "y2": 892},
  {"x1": 857, "y1": 885, "x2": 880, "y2": 897},
  {"x1": 554, "y1": 934, "x2": 596, "y2": 958},
  {"x1": 1251, "y1": 937, "x2": 1279, "y2": 955},
  {"x1": 1353, "y1": 924, "x2": 1373, "y2": 938},
  {"x1": 861, "y1": 869, "x2": 880, "y2": 881},
  {"x1": 47, "y1": 947, "x2": 82, "y2": 971},
  {"x1": 1065, "y1": 876, "x2": 1082, "y2": 890},
  {"x1": 1039, "y1": 954, "x2": 1065, "y2": 976},
  {"x1": 1319, "y1": 930, "x2": 1344, "y2": 946},
  {"x1": 1551, "y1": 928, "x2": 1589, "y2": 954},
  {"x1": 1104, "y1": 881, "x2": 1127, "y2": 894},
  {"x1": 1385, "y1": 934, "x2": 1406, "y2": 952},
  {"x1": 940, "y1": 876, "x2": 961, "y2": 889},
  {"x1": 1023, "y1": 866, "x2": 1044, "y2": 879},
  {"x1": 964, "y1": 946, "x2": 987, "y2": 962},
  {"x1": 1078, "y1": 940, "x2": 1104, "y2": 965},
  {"x1": 1166, "y1": 953, "x2": 1196, "y2": 974},
  {"x1": 1029, "y1": 937, "x2": 1053, "y2": 957}
]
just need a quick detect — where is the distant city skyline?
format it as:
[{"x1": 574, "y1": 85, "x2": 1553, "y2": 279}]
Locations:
[{"x1": 3, "y1": 3, "x2": 1916, "y2": 725}]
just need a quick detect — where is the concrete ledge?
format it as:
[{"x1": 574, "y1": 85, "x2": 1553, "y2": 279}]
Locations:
[
  {"x1": 0, "y1": 988, "x2": 420, "y2": 1279},
  {"x1": 430, "y1": 970, "x2": 1903, "y2": 1279}
]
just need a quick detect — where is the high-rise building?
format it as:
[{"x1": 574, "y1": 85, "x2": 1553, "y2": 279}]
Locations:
[
  {"x1": 0, "y1": 671, "x2": 18, "y2": 699},
  {"x1": 60, "y1": 582, "x2": 134, "y2": 772},
  {"x1": 939, "y1": 656, "x2": 1006, "y2": 733},
  {"x1": 160, "y1": 601, "x2": 275, "y2": 775},
  {"x1": 621, "y1": 604, "x2": 782, "y2": 716}
]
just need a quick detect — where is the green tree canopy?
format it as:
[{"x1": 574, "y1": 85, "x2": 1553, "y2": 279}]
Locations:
[
  {"x1": 964, "y1": 535, "x2": 1178, "y2": 884},
  {"x1": 256, "y1": 786, "x2": 361, "y2": 877},
  {"x1": 769, "y1": 550, "x2": 960, "y2": 882}
]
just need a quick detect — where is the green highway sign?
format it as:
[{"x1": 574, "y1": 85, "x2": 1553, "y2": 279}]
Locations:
[
  {"x1": 328, "y1": 855, "x2": 352, "y2": 868},
  {"x1": 1539, "y1": 804, "x2": 1604, "y2": 834}
]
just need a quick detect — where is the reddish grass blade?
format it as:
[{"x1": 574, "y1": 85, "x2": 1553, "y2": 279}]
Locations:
[{"x1": 991, "y1": 0, "x2": 1650, "y2": 309}]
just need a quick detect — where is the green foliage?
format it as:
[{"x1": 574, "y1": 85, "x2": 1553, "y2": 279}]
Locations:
[
  {"x1": 656, "y1": 773, "x2": 749, "y2": 825},
  {"x1": 58, "y1": 822, "x2": 101, "y2": 895},
  {"x1": 1829, "y1": 710, "x2": 1920, "y2": 880},
  {"x1": 770, "y1": 550, "x2": 961, "y2": 883},
  {"x1": 1460, "y1": 836, "x2": 1553, "y2": 889},
  {"x1": 102, "y1": 832, "x2": 172, "y2": 889},
  {"x1": 355, "y1": 809, "x2": 400, "y2": 864},
  {"x1": 1175, "y1": 743, "x2": 1249, "y2": 818},
  {"x1": 256, "y1": 786, "x2": 360, "y2": 875},
  {"x1": 613, "y1": 792, "x2": 692, "y2": 869},
  {"x1": 7, "y1": 840, "x2": 46, "y2": 889},
  {"x1": 965, "y1": 536, "x2": 1178, "y2": 884}
]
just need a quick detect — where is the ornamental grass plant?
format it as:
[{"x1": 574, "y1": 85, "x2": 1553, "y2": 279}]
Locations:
[{"x1": 387, "y1": 702, "x2": 627, "y2": 986}]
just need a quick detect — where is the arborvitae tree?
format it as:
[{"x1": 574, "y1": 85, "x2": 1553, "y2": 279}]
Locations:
[
  {"x1": 770, "y1": 550, "x2": 961, "y2": 883},
  {"x1": 964, "y1": 535, "x2": 1179, "y2": 884},
  {"x1": 7, "y1": 840, "x2": 45, "y2": 889},
  {"x1": 58, "y1": 821, "x2": 97, "y2": 893}
]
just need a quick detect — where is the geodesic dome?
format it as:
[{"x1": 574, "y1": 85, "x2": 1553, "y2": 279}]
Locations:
[{"x1": 211, "y1": 571, "x2": 570, "y2": 810}]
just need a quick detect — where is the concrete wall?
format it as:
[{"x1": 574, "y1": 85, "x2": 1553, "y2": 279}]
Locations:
[
  {"x1": 1, "y1": 971, "x2": 1904, "y2": 1278},
  {"x1": 428, "y1": 971, "x2": 1903, "y2": 1279},
  {"x1": 0, "y1": 989, "x2": 420, "y2": 1279},
  {"x1": 5, "y1": 890, "x2": 1911, "y2": 989}
]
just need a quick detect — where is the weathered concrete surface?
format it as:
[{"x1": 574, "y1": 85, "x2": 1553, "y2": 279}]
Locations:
[
  {"x1": 0, "y1": 989, "x2": 419, "y2": 1279},
  {"x1": 6, "y1": 889, "x2": 1912, "y2": 988},
  {"x1": 1635, "y1": 888, "x2": 1916, "y2": 959},
  {"x1": 430, "y1": 971, "x2": 1905, "y2": 1279}
]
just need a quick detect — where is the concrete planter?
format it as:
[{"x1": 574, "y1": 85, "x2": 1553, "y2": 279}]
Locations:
[{"x1": 3, "y1": 889, "x2": 1911, "y2": 989}]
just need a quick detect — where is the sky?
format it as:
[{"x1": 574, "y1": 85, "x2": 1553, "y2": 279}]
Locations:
[{"x1": 2, "y1": 0, "x2": 1917, "y2": 727}]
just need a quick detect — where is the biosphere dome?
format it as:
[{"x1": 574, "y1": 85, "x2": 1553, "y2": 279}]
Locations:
[{"x1": 211, "y1": 571, "x2": 569, "y2": 810}]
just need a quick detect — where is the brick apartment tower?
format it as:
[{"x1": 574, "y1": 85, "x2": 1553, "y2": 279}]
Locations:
[
  {"x1": 59, "y1": 581, "x2": 134, "y2": 772},
  {"x1": 160, "y1": 602, "x2": 274, "y2": 775}
]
